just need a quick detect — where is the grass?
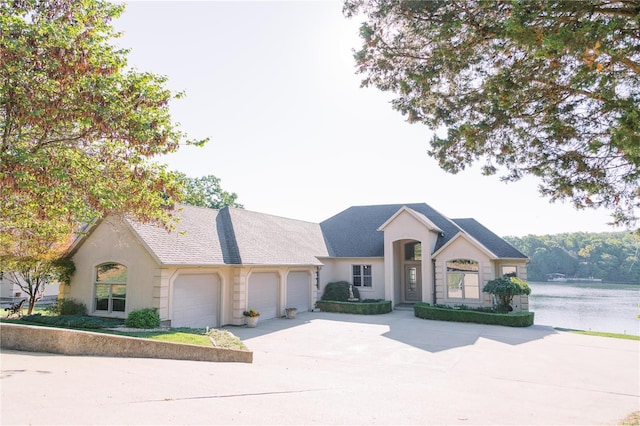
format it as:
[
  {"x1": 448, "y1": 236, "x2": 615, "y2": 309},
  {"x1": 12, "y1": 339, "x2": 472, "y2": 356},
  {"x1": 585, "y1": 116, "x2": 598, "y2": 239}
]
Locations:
[
  {"x1": 555, "y1": 328, "x2": 640, "y2": 341},
  {"x1": 1, "y1": 311, "x2": 247, "y2": 350},
  {"x1": 619, "y1": 411, "x2": 640, "y2": 426}
]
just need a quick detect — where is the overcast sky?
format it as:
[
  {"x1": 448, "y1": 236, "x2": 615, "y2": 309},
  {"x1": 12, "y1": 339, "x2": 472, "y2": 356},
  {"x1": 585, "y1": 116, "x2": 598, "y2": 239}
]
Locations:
[{"x1": 113, "y1": 1, "x2": 626, "y2": 237}]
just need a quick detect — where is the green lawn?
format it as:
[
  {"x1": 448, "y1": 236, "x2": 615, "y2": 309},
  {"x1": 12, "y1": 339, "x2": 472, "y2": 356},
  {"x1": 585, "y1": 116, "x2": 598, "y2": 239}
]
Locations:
[{"x1": 555, "y1": 328, "x2": 640, "y2": 341}]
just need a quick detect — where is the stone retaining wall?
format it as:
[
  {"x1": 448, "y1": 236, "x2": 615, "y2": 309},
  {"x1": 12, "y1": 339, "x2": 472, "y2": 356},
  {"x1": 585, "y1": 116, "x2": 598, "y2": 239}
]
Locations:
[{"x1": 0, "y1": 323, "x2": 252, "y2": 363}]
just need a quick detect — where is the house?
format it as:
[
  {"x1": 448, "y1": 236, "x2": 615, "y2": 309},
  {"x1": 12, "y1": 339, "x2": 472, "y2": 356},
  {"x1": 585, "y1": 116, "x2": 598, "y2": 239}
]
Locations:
[{"x1": 62, "y1": 203, "x2": 529, "y2": 327}]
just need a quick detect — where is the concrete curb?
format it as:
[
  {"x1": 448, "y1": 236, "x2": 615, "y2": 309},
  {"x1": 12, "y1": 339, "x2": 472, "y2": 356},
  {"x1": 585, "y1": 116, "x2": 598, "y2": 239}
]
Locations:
[{"x1": 0, "y1": 323, "x2": 252, "y2": 363}]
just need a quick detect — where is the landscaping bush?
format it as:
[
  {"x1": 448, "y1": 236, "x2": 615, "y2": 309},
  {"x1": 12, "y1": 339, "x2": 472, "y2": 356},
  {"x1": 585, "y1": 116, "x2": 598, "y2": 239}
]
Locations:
[
  {"x1": 316, "y1": 300, "x2": 392, "y2": 315},
  {"x1": 47, "y1": 298, "x2": 87, "y2": 316},
  {"x1": 413, "y1": 303, "x2": 534, "y2": 327},
  {"x1": 483, "y1": 275, "x2": 532, "y2": 311},
  {"x1": 125, "y1": 308, "x2": 161, "y2": 329},
  {"x1": 321, "y1": 281, "x2": 360, "y2": 302},
  {"x1": 21, "y1": 314, "x2": 123, "y2": 329}
]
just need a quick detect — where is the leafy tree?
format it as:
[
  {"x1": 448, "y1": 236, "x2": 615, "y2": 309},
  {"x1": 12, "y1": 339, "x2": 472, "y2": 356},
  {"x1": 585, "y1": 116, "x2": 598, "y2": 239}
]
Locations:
[
  {"x1": 345, "y1": 0, "x2": 640, "y2": 227},
  {"x1": 0, "y1": 242, "x2": 75, "y2": 315},
  {"x1": 0, "y1": 0, "x2": 206, "y2": 257},
  {"x1": 178, "y1": 174, "x2": 244, "y2": 210},
  {"x1": 505, "y1": 231, "x2": 640, "y2": 283},
  {"x1": 483, "y1": 275, "x2": 532, "y2": 312}
]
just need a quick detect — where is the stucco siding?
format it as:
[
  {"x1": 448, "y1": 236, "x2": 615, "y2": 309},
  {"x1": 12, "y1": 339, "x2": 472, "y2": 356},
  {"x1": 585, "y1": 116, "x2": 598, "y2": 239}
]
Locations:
[
  {"x1": 434, "y1": 236, "x2": 492, "y2": 308},
  {"x1": 317, "y1": 258, "x2": 385, "y2": 301},
  {"x1": 67, "y1": 217, "x2": 160, "y2": 318}
]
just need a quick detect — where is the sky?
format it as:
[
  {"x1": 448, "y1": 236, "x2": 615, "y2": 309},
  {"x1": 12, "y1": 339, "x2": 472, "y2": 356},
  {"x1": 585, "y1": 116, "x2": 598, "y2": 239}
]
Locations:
[{"x1": 112, "y1": 1, "x2": 628, "y2": 237}]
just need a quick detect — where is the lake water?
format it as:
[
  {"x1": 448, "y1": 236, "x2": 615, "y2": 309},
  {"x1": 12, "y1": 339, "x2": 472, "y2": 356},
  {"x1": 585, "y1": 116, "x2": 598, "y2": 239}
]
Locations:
[{"x1": 528, "y1": 281, "x2": 640, "y2": 336}]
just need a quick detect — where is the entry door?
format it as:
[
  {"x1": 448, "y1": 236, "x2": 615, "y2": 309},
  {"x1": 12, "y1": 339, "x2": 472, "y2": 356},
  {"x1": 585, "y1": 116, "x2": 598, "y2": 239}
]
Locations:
[{"x1": 405, "y1": 264, "x2": 421, "y2": 302}]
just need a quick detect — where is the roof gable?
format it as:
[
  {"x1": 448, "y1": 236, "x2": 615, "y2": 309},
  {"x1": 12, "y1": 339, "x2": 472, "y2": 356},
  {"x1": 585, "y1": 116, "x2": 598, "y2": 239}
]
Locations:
[
  {"x1": 377, "y1": 206, "x2": 444, "y2": 234},
  {"x1": 452, "y1": 218, "x2": 528, "y2": 259},
  {"x1": 320, "y1": 203, "x2": 462, "y2": 257}
]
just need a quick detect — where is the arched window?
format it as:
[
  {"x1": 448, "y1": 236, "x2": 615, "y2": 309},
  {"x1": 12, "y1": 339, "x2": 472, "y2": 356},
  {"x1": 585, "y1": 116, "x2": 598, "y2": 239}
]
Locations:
[
  {"x1": 95, "y1": 263, "x2": 127, "y2": 313},
  {"x1": 446, "y1": 259, "x2": 480, "y2": 299}
]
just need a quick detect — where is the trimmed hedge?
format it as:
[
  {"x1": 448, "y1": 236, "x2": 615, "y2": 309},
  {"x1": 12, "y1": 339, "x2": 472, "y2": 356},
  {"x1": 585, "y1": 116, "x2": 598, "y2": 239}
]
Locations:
[
  {"x1": 316, "y1": 300, "x2": 392, "y2": 315},
  {"x1": 413, "y1": 303, "x2": 534, "y2": 327},
  {"x1": 20, "y1": 314, "x2": 124, "y2": 329}
]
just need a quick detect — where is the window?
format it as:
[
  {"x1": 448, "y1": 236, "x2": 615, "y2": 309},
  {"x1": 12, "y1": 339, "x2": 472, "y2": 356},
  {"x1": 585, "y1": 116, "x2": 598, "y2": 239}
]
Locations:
[
  {"x1": 405, "y1": 242, "x2": 422, "y2": 261},
  {"x1": 446, "y1": 259, "x2": 479, "y2": 299},
  {"x1": 502, "y1": 265, "x2": 517, "y2": 277},
  {"x1": 352, "y1": 265, "x2": 372, "y2": 287},
  {"x1": 95, "y1": 263, "x2": 127, "y2": 313}
]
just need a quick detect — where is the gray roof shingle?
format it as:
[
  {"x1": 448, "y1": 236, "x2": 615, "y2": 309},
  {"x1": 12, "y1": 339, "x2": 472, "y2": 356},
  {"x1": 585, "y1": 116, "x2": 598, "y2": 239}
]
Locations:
[
  {"x1": 452, "y1": 218, "x2": 528, "y2": 259},
  {"x1": 124, "y1": 203, "x2": 524, "y2": 265},
  {"x1": 128, "y1": 205, "x2": 326, "y2": 266},
  {"x1": 320, "y1": 203, "x2": 463, "y2": 257}
]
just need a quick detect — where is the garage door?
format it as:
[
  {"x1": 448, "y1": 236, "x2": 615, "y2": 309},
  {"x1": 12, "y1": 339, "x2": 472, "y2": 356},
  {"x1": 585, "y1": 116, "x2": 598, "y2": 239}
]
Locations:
[
  {"x1": 172, "y1": 274, "x2": 219, "y2": 328},
  {"x1": 248, "y1": 272, "x2": 278, "y2": 320},
  {"x1": 286, "y1": 271, "x2": 310, "y2": 312}
]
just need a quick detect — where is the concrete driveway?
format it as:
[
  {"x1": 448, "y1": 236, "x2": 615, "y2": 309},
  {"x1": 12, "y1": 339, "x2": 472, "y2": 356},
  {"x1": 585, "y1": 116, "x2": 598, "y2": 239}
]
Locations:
[{"x1": 1, "y1": 309, "x2": 638, "y2": 425}]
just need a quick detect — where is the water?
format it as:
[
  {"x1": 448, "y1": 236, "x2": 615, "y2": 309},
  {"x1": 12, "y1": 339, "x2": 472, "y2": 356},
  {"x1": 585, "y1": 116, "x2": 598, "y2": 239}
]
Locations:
[{"x1": 528, "y1": 281, "x2": 640, "y2": 336}]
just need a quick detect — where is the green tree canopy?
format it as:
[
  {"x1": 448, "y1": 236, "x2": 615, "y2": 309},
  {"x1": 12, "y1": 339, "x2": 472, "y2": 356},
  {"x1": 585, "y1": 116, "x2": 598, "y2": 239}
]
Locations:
[
  {"x1": 345, "y1": 0, "x2": 640, "y2": 228},
  {"x1": 178, "y1": 174, "x2": 244, "y2": 210},
  {"x1": 0, "y1": 0, "x2": 206, "y2": 257}
]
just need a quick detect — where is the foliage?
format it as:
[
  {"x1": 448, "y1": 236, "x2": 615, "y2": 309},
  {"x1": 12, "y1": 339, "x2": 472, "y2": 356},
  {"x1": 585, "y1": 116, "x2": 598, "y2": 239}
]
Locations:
[
  {"x1": 504, "y1": 231, "x2": 640, "y2": 283},
  {"x1": 243, "y1": 309, "x2": 260, "y2": 317},
  {"x1": 483, "y1": 275, "x2": 532, "y2": 311},
  {"x1": 177, "y1": 173, "x2": 244, "y2": 210},
  {"x1": 0, "y1": 249, "x2": 76, "y2": 315},
  {"x1": 0, "y1": 0, "x2": 207, "y2": 256},
  {"x1": 345, "y1": 0, "x2": 640, "y2": 228},
  {"x1": 414, "y1": 303, "x2": 535, "y2": 327},
  {"x1": 20, "y1": 314, "x2": 123, "y2": 329},
  {"x1": 48, "y1": 298, "x2": 87, "y2": 316},
  {"x1": 316, "y1": 300, "x2": 392, "y2": 315},
  {"x1": 206, "y1": 329, "x2": 248, "y2": 350},
  {"x1": 321, "y1": 281, "x2": 361, "y2": 302},
  {"x1": 125, "y1": 308, "x2": 160, "y2": 329}
]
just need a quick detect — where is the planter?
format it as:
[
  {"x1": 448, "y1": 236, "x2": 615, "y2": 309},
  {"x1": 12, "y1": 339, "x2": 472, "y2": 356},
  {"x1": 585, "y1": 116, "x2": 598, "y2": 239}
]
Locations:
[
  {"x1": 245, "y1": 316, "x2": 259, "y2": 328},
  {"x1": 285, "y1": 308, "x2": 297, "y2": 319}
]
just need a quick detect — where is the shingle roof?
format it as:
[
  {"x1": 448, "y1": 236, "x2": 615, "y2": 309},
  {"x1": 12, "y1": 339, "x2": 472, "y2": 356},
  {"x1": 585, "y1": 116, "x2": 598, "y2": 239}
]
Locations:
[
  {"x1": 128, "y1": 205, "x2": 225, "y2": 265},
  {"x1": 228, "y1": 208, "x2": 327, "y2": 265},
  {"x1": 320, "y1": 203, "x2": 462, "y2": 257},
  {"x1": 452, "y1": 218, "x2": 528, "y2": 259},
  {"x1": 123, "y1": 203, "x2": 524, "y2": 265},
  {"x1": 127, "y1": 204, "x2": 326, "y2": 266}
]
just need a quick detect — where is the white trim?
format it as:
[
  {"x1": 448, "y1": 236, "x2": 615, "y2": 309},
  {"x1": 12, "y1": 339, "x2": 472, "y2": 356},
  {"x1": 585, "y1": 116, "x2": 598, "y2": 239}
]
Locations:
[
  {"x1": 432, "y1": 232, "x2": 498, "y2": 259},
  {"x1": 377, "y1": 206, "x2": 443, "y2": 233}
]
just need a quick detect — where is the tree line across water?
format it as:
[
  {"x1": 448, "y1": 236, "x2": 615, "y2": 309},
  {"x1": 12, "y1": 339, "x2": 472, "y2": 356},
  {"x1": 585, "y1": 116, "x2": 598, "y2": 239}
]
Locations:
[{"x1": 504, "y1": 232, "x2": 640, "y2": 284}]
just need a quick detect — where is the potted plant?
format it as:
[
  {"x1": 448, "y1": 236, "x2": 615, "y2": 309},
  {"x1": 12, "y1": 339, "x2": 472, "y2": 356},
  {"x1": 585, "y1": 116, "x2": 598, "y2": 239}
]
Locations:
[
  {"x1": 243, "y1": 309, "x2": 260, "y2": 327},
  {"x1": 285, "y1": 307, "x2": 297, "y2": 319}
]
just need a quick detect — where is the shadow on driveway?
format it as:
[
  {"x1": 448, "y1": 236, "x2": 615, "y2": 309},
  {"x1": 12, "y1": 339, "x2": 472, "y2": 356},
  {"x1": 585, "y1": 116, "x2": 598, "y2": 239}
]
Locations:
[{"x1": 224, "y1": 309, "x2": 556, "y2": 353}]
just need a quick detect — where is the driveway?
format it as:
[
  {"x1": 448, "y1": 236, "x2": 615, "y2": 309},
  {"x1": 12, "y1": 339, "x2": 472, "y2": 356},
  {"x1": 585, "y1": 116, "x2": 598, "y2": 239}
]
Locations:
[{"x1": 1, "y1": 310, "x2": 638, "y2": 425}]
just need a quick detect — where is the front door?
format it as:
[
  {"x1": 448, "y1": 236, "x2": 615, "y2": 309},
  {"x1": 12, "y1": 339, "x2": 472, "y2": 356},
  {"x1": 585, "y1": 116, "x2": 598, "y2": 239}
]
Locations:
[{"x1": 404, "y1": 264, "x2": 421, "y2": 302}]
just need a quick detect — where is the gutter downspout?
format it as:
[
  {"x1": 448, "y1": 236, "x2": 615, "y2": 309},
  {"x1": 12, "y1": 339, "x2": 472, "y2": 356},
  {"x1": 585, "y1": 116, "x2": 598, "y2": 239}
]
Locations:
[{"x1": 432, "y1": 259, "x2": 437, "y2": 305}]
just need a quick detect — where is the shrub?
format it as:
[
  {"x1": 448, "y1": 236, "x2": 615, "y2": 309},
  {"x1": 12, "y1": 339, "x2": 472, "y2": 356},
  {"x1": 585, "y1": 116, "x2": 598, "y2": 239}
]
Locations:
[
  {"x1": 316, "y1": 300, "x2": 392, "y2": 315},
  {"x1": 125, "y1": 308, "x2": 160, "y2": 329},
  {"x1": 483, "y1": 275, "x2": 532, "y2": 311},
  {"x1": 21, "y1": 314, "x2": 123, "y2": 329},
  {"x1": 321, "y1": 281, "x2": 360, "y2": 302},
  {"x1": 414, "y1": 303, "x2": 534, "y2": 327},
  {"x1": 47, "y1": 298, "x2": 87, "y2": 316}
]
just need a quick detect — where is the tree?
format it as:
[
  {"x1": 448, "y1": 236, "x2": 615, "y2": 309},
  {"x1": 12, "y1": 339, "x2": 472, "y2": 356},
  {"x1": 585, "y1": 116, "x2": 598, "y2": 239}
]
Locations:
[
  {"x1": 178, "y1": 174, "x2": 244, "y2": 210},
  {"x1": 345, "y1": 0, "x2": 640, "y2": 228},
  {"x1": 0, "y1": 0, "x2": 206, "y2": 257},
  {"x1": 0, "y1": 242, "x2": 75, "y2": 315},
  {"x1": 483, "y1": 275, "x2": 532, "y2": 312}
]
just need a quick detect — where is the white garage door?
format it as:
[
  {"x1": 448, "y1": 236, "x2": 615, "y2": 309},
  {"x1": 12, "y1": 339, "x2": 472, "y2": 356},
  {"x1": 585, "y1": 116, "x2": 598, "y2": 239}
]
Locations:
[
  {"x1": 248, "y1": 272, "x2": 278, "y2": 320},
  {"x1": 286, "y1": 271, "x2": 310, "y2": 312},
  {"x1": 172, "y1": 274, "x2": 219, "y2": 328}
]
